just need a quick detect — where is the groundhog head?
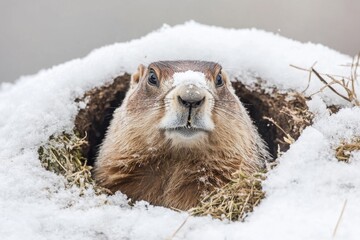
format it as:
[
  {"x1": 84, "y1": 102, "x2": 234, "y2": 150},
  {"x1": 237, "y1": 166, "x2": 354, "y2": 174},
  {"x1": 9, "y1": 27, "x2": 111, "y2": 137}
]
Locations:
[{"x1": 126, "y1": 60, "x2": 254, "y2": 150}]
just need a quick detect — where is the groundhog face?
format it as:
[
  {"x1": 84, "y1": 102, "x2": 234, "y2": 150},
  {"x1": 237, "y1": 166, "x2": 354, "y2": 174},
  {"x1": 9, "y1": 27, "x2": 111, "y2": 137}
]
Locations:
[{"x1": 128, "y1": 61, "x2": 244, "y2": 148}]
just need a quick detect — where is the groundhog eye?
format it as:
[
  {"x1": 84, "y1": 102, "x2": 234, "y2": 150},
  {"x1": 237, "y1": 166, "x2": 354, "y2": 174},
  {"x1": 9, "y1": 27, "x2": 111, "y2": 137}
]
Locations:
[
  {"x1": 148, "y1": 69, "x2": 159, "y2": 86},
  {"x1": 215, "y1": 73, "x2": 224, "y2": 87}
]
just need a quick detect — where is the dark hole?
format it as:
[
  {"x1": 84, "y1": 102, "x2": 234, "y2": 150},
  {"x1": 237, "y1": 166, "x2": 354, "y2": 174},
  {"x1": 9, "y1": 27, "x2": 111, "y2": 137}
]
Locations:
[
  {"x1": 232, "y1": 82, "x2": 278, "y2": 159},
  {"x1": 75, "y1": 74, "x2": 131, "y2": 166},
  {"x1": 239, "y1": 97, "x2": 277, "y2": 159},
  {"x1": 87, "y1": 91, "x2": 127, "y2": 165}
]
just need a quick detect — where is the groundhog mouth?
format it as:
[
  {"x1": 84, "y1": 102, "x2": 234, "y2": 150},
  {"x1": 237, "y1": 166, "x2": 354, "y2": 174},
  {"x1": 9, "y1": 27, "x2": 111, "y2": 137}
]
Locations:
[{"x1": 166, "y1": 126, "x2": 208, "y2": 137}]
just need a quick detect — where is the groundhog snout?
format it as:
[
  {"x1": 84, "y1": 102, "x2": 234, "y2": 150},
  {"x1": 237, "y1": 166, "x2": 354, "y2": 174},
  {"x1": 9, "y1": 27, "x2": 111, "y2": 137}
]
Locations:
[{"x1": 176, "y1": 84, "x2": 206, "y2": 109}]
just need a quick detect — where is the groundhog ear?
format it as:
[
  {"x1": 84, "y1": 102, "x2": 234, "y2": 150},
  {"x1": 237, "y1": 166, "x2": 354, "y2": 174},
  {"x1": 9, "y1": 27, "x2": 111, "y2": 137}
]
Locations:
[{"x1": 131, "y1": 64, "x2": 147, "y2": 86}]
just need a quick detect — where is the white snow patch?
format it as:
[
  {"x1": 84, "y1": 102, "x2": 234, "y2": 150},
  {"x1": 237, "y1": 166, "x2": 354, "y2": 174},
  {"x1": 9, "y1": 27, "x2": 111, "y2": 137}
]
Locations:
[
  {"x1": 172, "y1": 70, "x2": 207, "y2": 88},
  {"x1": 0, "y1": 21, "x2": 359, "y2": 240},
  {"x1": 307, "y1": 95, "x2": 330, "y2": 122}
]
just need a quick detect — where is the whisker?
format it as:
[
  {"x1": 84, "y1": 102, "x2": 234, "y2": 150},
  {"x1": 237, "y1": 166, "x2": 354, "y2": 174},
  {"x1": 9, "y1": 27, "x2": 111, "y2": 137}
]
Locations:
[
  {"x1": 213, "y1": 106, "x2": 240, "y2": 118},
  {"x1": 210, "y1": 98, "x2": 253, "y2": 107},
  {"x1": 209, "y1": 99, "x2": 238, "y2": 103},
  {"x1": 125, "y1": 104, "x2": 168, "y2": 111},
  {"x1": 120, "y1": 103, "x2": 169, "y2": 110},
  {"x1": 213, "y1": 110, "x2": 240, "y2": 121}
]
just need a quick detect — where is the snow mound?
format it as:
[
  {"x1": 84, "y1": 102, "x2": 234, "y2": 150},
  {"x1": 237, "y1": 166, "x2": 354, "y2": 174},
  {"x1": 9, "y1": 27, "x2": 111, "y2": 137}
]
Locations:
[{"x1": 0, "y1": 22, "x2": 359, "y2": 240}]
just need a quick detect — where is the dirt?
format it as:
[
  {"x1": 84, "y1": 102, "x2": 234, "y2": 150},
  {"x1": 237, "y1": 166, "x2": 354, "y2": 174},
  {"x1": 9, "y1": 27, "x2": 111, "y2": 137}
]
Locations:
[{"x1": 232, "y1": 80, "x2": 312, "y2": 158}]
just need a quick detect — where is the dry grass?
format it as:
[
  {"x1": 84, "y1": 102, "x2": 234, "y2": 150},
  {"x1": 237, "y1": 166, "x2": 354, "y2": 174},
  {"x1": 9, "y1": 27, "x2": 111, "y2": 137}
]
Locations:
[
  {"x1": 291, "y1": 53, "x2": 360, "y2": 106},
  {"x1": 38, "y1": 132, "x2": 110, "y2": 194},
  {"x1": 189, "y1": 170, "x2": 266, "y2": 221},
  {"x1": 263, "y1": 116, "x2": 295, "y2": 145},
  {"x1": 263, "y1": 92, "x2": 312, "y2": 157},
  {"x1": 39, "y1": 132, "x2": 267, "y2": 221},
  {"x1": 291, "y1": 53, "x2": 360, "y2": 163},
  {"x1": 335, "y1": 138, "x2": 360, "y2": 163}
]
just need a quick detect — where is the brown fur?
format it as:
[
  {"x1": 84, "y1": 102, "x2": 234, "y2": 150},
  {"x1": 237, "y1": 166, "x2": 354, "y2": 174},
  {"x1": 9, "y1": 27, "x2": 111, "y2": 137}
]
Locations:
[{"x1": 94, "y1": 61, "x2": 268, "y2": 210}]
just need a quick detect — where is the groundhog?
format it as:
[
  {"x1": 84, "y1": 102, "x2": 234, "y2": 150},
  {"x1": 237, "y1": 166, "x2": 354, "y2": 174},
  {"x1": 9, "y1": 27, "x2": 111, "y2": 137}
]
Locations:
[{"x1": 94, "y1": 61, "x2": 268, "y2": 210}]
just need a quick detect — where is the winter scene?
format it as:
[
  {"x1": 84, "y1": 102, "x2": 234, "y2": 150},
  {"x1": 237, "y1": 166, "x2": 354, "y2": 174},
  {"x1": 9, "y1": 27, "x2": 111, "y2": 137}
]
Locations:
[{"x1": 1, "y1": 1, "x2": 359, "y2": 240}]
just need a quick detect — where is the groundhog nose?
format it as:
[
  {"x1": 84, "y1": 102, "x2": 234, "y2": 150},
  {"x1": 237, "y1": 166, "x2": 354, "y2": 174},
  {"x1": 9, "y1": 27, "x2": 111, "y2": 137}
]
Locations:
[
  {"x1": 177, "y1": 84, "x2": 206, "y2": 108},
  {"x1": 178, "y1": 95, "x2": 205, "y2": 108}
]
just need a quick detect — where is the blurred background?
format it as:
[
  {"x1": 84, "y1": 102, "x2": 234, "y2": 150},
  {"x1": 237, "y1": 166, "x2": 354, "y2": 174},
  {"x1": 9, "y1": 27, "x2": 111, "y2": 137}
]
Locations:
[{"x1": 1, "y1": 0, "x2": 359, "y2": 83}]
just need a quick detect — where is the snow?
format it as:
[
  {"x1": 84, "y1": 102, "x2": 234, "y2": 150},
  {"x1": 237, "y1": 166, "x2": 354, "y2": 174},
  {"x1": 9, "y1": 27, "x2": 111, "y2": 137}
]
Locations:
[
  {"x1": 0, "y1": 21, "x2": 359, "y2": 240},
  {"x1": 172, "y1": 70, "x2": 207, "y2": 88}
]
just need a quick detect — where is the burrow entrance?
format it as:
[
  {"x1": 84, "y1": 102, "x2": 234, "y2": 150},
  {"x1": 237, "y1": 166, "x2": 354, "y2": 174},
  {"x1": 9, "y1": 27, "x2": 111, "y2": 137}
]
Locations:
[
  {"x1": 38, "y1": 73, "x2": 313, "y2": 221},
  {"x1": 75, "y1": 74, "x2": 312, "y2": 166}
]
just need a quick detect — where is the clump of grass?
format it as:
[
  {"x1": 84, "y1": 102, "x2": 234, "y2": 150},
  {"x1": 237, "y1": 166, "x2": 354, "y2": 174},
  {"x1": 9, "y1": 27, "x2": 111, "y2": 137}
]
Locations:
[
  {"x1": 336, "y1": 138, "x2": 360, "y2": 163},
  {"x1": 38, "y1": 132, "x2": 109, "y2": 194},
  {"x1": 189, "y1": 170, "x2": 266, "y2": 221}
]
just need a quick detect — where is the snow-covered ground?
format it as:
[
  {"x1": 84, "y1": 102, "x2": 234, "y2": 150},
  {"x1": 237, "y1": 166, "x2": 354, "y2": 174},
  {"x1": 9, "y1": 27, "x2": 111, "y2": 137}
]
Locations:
[{"x1": 0, "y1": 22, "x2": 359, "y2": 240}]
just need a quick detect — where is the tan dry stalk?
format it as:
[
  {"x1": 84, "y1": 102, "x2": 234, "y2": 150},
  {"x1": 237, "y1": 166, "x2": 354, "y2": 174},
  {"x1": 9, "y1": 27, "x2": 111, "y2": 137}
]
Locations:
[
  {"x1": 290, "y1": 53, "x2": 360, "y2": 106},
  {"x1": 332, "y1": 199, "x2": 348, "y2": 238},
  {"x1": 263, "y1": 116, "x2": 295, "y2": 145}
]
